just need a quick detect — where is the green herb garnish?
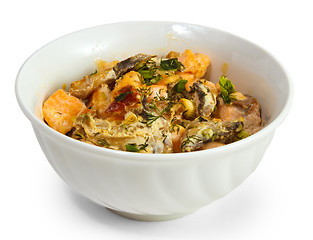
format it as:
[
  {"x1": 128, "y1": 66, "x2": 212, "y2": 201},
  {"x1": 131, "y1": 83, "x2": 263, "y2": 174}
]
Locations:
[
  {"x1": 97, "y1": 138, "x2": 110, "y2": 147},
  {"x1": 73, "y1": 133, "x2": 84, "y2": 140},
  {"x1": 122, "y1": 123, "x2": 129, "y2": 131},
  {"x1": 115, "y1": 89, "x2": 132, "y2": 102},
  {"x1": 236, "y1": 130, "x2": 249, "y2": 140},
  {"x1": 198, "y1": 116, "x2": 208, "y2": 122},
  {"x1": 160, "y1": 58, "x2": 184, "y2": 71},
  {"x1": 90, "y1": 69, "x2": 97, "y2": 76},
  {"x1": 219, "y1": 75, "x2": 236, "y2": 104},
  {"x1": 126, "y1": 143, "x2": 140, "y2": 152},
  {"x1": 149, "y1": 102, "x2": 163, "y2": 115},
  {"x1": 181, "y1": 135, "x2": 203, "y2": 148},
  {"x1": 140, "y1": 103, "x2": 169, "y2": 126},
  {"x1": 137, "y1": 67, "x2": 155, "y2": 79},
  {"x1": 140, "y1": 111, "x2": 160, "y2": 126},
  {"x1": 161, "y1": 130, "x2": 167, "y2": 143},
  {"x1": 137, "y1": 60, "x2": 162, "y2": 85},
  {"x1": 126, "y1": 138, "x2": 149, "y2": 152},
  {"x1": 148, "y1": 75, "x2": 162, "y2": 85},
  {"x1": 174, "y1": 79, "x2": 188, "y2": 93}
]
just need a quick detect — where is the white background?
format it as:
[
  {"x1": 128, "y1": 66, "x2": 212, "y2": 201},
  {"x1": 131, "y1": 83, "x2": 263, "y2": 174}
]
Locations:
[{"x1": 1, "y1": 0, "x2": 312, "y2": 239}]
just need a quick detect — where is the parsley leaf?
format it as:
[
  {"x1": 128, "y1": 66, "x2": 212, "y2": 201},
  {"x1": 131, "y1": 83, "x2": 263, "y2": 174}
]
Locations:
[{"x1": 219, "y1": 75, "x2": 235, "y2": 104}]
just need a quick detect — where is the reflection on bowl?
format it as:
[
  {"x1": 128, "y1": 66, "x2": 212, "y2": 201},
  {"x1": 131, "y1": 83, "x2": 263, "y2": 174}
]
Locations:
[{"x1": 15, "y1": 22, "x2": 292, "y2": 221}]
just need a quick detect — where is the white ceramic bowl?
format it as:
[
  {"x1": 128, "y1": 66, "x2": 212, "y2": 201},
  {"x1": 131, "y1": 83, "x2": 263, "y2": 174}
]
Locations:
[{"x1": 15, "y1": 22, "x2": 292, "y2": 221}]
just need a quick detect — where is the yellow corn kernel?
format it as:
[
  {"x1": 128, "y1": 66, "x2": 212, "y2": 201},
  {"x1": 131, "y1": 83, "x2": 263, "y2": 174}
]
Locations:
[
  {"x1": 124, "y1": 112, "x2": 137, "y2": 124},
  {"x1": 157, "y1": 74, "x2": 180, "y2": 85},
  {"x1": 231, "y1": 91, "x2": 246, "y2": 101},
  {"x1": 179, "y1": 98, "x2": 196, "y2": 120}
]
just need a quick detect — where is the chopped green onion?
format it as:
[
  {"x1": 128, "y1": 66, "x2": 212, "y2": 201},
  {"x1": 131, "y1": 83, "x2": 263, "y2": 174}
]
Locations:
[
  {"x1": 115, "y1": 90, "x2": 131, "y2": 102},
  {"x1": 126, "y1": 143, "x2": 140, "y2": 152},
  {"x1": 137, "y1": 68, "x2": 154, "y2": 79},
  {"x1": 160, "y1": 58, "x2": 184, "y2": 71},
  {"x1": 174, "y1": 79, "x2": 188, "y2": 93},
  {"x1": 147, "y1": 75, "x2": 162, "y2": 85},
  {"x1": 137, "y1": 66, "x2": 161, "y2": 85}
]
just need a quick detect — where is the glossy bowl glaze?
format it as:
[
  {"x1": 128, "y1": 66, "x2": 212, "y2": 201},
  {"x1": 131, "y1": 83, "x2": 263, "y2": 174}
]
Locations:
[{"x1": 15, "y1": 22, "x2": 293, "y2": 221}]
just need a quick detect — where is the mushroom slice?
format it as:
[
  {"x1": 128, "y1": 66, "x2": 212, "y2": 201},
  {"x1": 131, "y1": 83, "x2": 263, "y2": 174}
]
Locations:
[
  {"x1": 192, "y1": 82, "x2": 216, "y2": 117},
  {"x1": 69, "y1": 54, "x2": 153, "y2": 100},
  {"x1": 181, "y1": 117, "x2": 244, "y2": 152}
]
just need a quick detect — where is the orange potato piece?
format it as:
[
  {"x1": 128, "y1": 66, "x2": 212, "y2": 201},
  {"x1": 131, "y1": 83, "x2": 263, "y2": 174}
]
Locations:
[
  {"x1": 178, "y1": 49, "x2": 210, "y2": 79},
  {"x1": 43, "y1": 89, "x2": 86, "y2": 134},
  {"x1": 194, "y1": 53, "x2": 210, "y2": 78}
]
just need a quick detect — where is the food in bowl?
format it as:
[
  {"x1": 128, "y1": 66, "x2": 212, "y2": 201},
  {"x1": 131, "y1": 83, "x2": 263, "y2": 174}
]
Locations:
[
  {"x1": 42, "y1": 49, "x2": 262, "y2": 153},
  {"x1": 16, "y1": 22, "x2": 292, "y2": 221}
]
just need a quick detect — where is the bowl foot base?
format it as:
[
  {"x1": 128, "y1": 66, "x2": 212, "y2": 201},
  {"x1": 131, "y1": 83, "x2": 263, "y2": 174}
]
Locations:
[{"x1": 108, "y1": 208, "x2": 196, "y2": 221}]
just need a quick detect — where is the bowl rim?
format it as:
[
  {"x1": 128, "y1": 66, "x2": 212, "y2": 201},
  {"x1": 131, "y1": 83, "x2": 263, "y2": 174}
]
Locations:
[{"x1": 15, "y1": 21, "x2": 294, "y2": 162}]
